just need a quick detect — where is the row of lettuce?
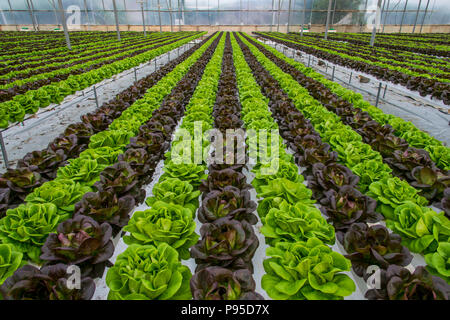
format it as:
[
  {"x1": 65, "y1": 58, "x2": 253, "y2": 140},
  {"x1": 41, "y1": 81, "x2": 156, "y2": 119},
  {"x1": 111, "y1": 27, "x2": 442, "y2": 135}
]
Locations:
[
  {"x1": 104, "y1": 32, "x2": 224, "y2": 300},
  {"x1": 0, "y1": 32, "x2": 204, "y2": 128},
  {"x1": 0, "y1": 33, "x2": 218, "y2": 299},
  {"x1": 253, "y1": 33, "x2": 450, "y2": 216},
  {"x1": 236, "y1": 32, "x2": 449, "y2": 296},
  {"x1": 0, "y1": 33, "x2": 205, "y2": 218},
  {"x1": 256, "y1": 32, "x2": 450, "y2": 105}
]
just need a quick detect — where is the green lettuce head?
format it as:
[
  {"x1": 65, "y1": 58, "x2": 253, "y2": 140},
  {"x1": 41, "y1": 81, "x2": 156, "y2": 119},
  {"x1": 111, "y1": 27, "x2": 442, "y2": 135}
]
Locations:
[
  {"x1": 123, "y1": 201, "x2": 198, "y2": 260},
  {"x1": 0, "y1": 203, "x2": 67, "y2": 263},
  {"x1": 0, "y1": 244, "x2": 24, "y2": 285},
  {"x1": 106, "y1": 243, "x2": 192, "y2": 300},
  {"x1": 25, "y1": 179, "x2": 92, "y2": 215},
  {"x1": 261, "y1": 200, "x2": 335, "y2": 246},
  {"x1": 386, "y1": 201, "x2": 450, "y2": 254},
  {"x1": 261, "y1": 238, "x2": 355, "y2": 300}
]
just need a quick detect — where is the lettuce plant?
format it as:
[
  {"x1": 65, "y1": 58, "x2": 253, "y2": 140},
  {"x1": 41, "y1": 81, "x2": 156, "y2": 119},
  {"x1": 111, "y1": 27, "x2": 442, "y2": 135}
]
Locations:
[
  {"x1": 319, "y1": 186, "x2": 382, "y2": 239},
  {"x1": 351, "y1": 159, "x2": 392, "y2": 192},
  {"x1": 56, "y1": 158, "x2": 103, "y2": 186},
  {"x1": 261, "y1": 200, "x2": 335, "y2": 246},
  {"x1": 261, "y1": 238, "x2": 355, "y2": 300},
  {"x1": 190, "y1": 217, "x2": 259, "y2": 272},
  {"x1": 198, "y1": 186, "x2": 257, "y2": 224},
  {"x1": 79, "y1": 146, "x2": 123, "y2": 166},
  {"x1": 0, "y1": 203, "x2": 67, "y2": 263},
  {"x1": 0, "y1": 167, "x2": 44, "y2": 205},
  {"x1": 367, "y1": 177, "x2": 428, "y2": 217},
  {"x1": 160, "y1": 160, "x2": 207, "y2": 188},
  {"x1": 25, "y1": 179, "x2": 92, "y2": 215},
  {"x1": 251, "y1": 159, "x2": 303, "y2": 193},
  {"x1": 88, "y1": 129, "x2": 134, "y2": 149},
  {"x1": 425, "y1": 242, "x2": 450, "y2": 283},
  {"x1": 385, "y1": 201, "x2": 449, "y2": 254},
  {"x1": 343, "y1": 223, "x2": 413, "y2": 277},
  {"x1": 256, "y1": 178, "x2": 315, "y2": 218},
  {"x1": 74, "y1": 190, "x2": 134, "y2": 232},
  {"x1": 0, "y1": 244, "x2": 24, "y2": 285},
  {"x1": 0, "y1": 264, "x2": 95, "y2": 300},
  {"x1": 191, "y1": 267, "x2": 264, "y2": 300},
  {"x1": 145, "y1": 177, "x2": 200, "y2": 215},
  {"x1": 40, "y1": 215, "x2": 114, "y2": 278},
  {"x1": 94, "y1": 161, "x2": 144, "y2": 203},
  {"x1": 106, "y1": 243, "x2": 192, "y2": 300},
  {"x1": 18, "y1": 149, "x2": 67, "y2": 180},
  {"x1": 410, "y1": 166, "x2": 449, "y2": 201},
  {"x1": 123, "y1": 201, "x2": 198, "y2": 260},
  {"x1": 200, "y1": 168, "x2": 251, "y2": 193},
  {"x1": 365, "y1": 265, "x2": 449, "y2": 300},
  {"x1": 307, "y1": 162, "x2": 359, "y2": 201}
]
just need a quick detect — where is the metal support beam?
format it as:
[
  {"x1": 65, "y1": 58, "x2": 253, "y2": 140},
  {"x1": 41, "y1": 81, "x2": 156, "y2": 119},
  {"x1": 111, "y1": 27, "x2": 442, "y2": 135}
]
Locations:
[
  {"x1": 287, "y1": 0, "x2": 292, "y2": 33},
  {"x1": 360, "y1": 0, "x2": 368, "y2": 32},
  {"x1": 276, "y1": 0, "x2": 281, "y2": 33},
  {"x1": 309, "y1": 0, "x2": 314, "y2": 27},
  {"x1": 301, "y1": 0, "x2": 306, "y2": 36},
  {"x1": 112, "y1": 0, "x2": 121, "y2": 41},
  {"x1": 57, "y1": 0, "x2": 72, "y2": 50},
  {"x1": 382, "y1": 0, "x2": 390, "y2": 33},
  {"x1": 331, "y1": 0, "x2": 337, "y2": 27},
  {"x1": 370, "y1": 0, "x2": 382, "y2": 46},
  {"x1": 399, "y1": 0, "x2": 408, "y2": 33},
  {"x1": 178, "y1": 0, "x2": 182, "y2": 31},
  {"x1": 0, "y1": 132, "x2": 9, "y2": 169},
  {"x1": 167, "y1": 0, "x2": 174, "y2": 32},
  {"x1": 324, "y1": 0, "x2": 332, "y2": 40},
  {"x1": 157, "y1": 0, "x2": 162, "y2": 32},
  {"x1": 25, "y1": 0, "x2": 37, "y2": 31},
  {"x1": 420, "y1": 0, "x2": 430, "y2": 34},
  {"x1": 29, "y1": 0, "x2": 40, "y2": 30},
  {"x1": 412, "y1": 0, "x2": 422, "y2": 33},
  {"x1": 83, "y1": 0, "x2": 90, "y2": 30},
  {"x1": 270, "y1": 0, "x2": 275, "y2": 32},
  {"x1": 138, "y1": 1, "x2": 147, "y2": 36}
]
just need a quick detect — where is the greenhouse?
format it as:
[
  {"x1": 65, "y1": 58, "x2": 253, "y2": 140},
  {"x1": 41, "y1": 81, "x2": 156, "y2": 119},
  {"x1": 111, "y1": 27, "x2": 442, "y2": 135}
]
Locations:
[{"x1": 0, "y1": 0, "x2": 449, "y2": 303}]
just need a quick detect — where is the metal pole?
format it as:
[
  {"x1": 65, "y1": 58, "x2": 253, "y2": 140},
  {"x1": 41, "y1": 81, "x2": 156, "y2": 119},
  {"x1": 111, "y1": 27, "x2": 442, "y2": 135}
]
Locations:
[
  {"x1": 349, "y1": 71, "x2": 352, "y2": 83},
  {"x1": 287, "y1": 0, "x2": 292, "y2": 33},
  {"x1": 178, "y1": 0, "x2": 181, "y2": 31},
  {"x1": 324, "y1": 0, "x2": 332, "y2": 40},
  {"x1": 29, "y1": 0, "x2": 40, "y2": 31},
  {"x1": 375, "y1": 82, "x2": 382, "y2": 107},
  {"x1": 270, "y1": 0, "x2": 275, "y2": 32},
  {"x1": 134, "y1": 68, "x2": 137, "y2": 82},
  {"x1": 93, "y1": 86, "x2": 99, "y2": 108},
  {"x1": 139, "y1": 1, "x2": 147, "y2": 36},
  {"x1": 382, "y1": 0, "x2": 390, "y2": 33},
  {"x1": 301, "y1": 0, "x2": 306, "y2": 36},
  {"x1": 419, "y1": 0, "x2": 430, "y2": 34},
  {"x1": 0, "y1": 132, "x2": 9, "y2": 169},
  {"x1": 360, "y1": 0, "x2": 368, "y2": 32},
  {"x1": 309, "y1": 0, "x2": 314, "y2": 27},
  {"x1": 112, "y1": 0, "x2": 121, "y2": 41},
  {"x1": 380, "y1": 0, "x2": 386, "y2": 30},
  {"x1": 331, "y1": 65, "x2": 335, "y2": 81},
  {"x1": 399, "y1": 0, "x2": 408, "y2": 33},
  {"x1": 412, "y1": 0, "x2": 422, "y2": 33},
  {"x1": 383, "y1": 84, "x2": 388, "y2": 98},
  {"x1": 167, "y1": 0, "x2": 173, "y2": 32},
  {"x1": 25, "y1": 0, "x2": 37, "y2": 31},
  {"x1": 57, "y1": 0, "x2": 72, "y2": 50},
  {"x1": 331, "y1": 0, "x2": 336, "y2": 27},
  {"x1": 83, "y1": 0, "x2": 90, "y2": 31},
  {"x1": 157, "y1": 0, "x2": 162, "y2": 32},
  {"x1": 276, "y1": 0, "x2": 281, "y2": 33},
  {"x1": 49, "y1": 0, "x2": 60, "y2": 27},
  {"x1": 370, "y1": 0, "x2": 382, "y2": 46}
]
